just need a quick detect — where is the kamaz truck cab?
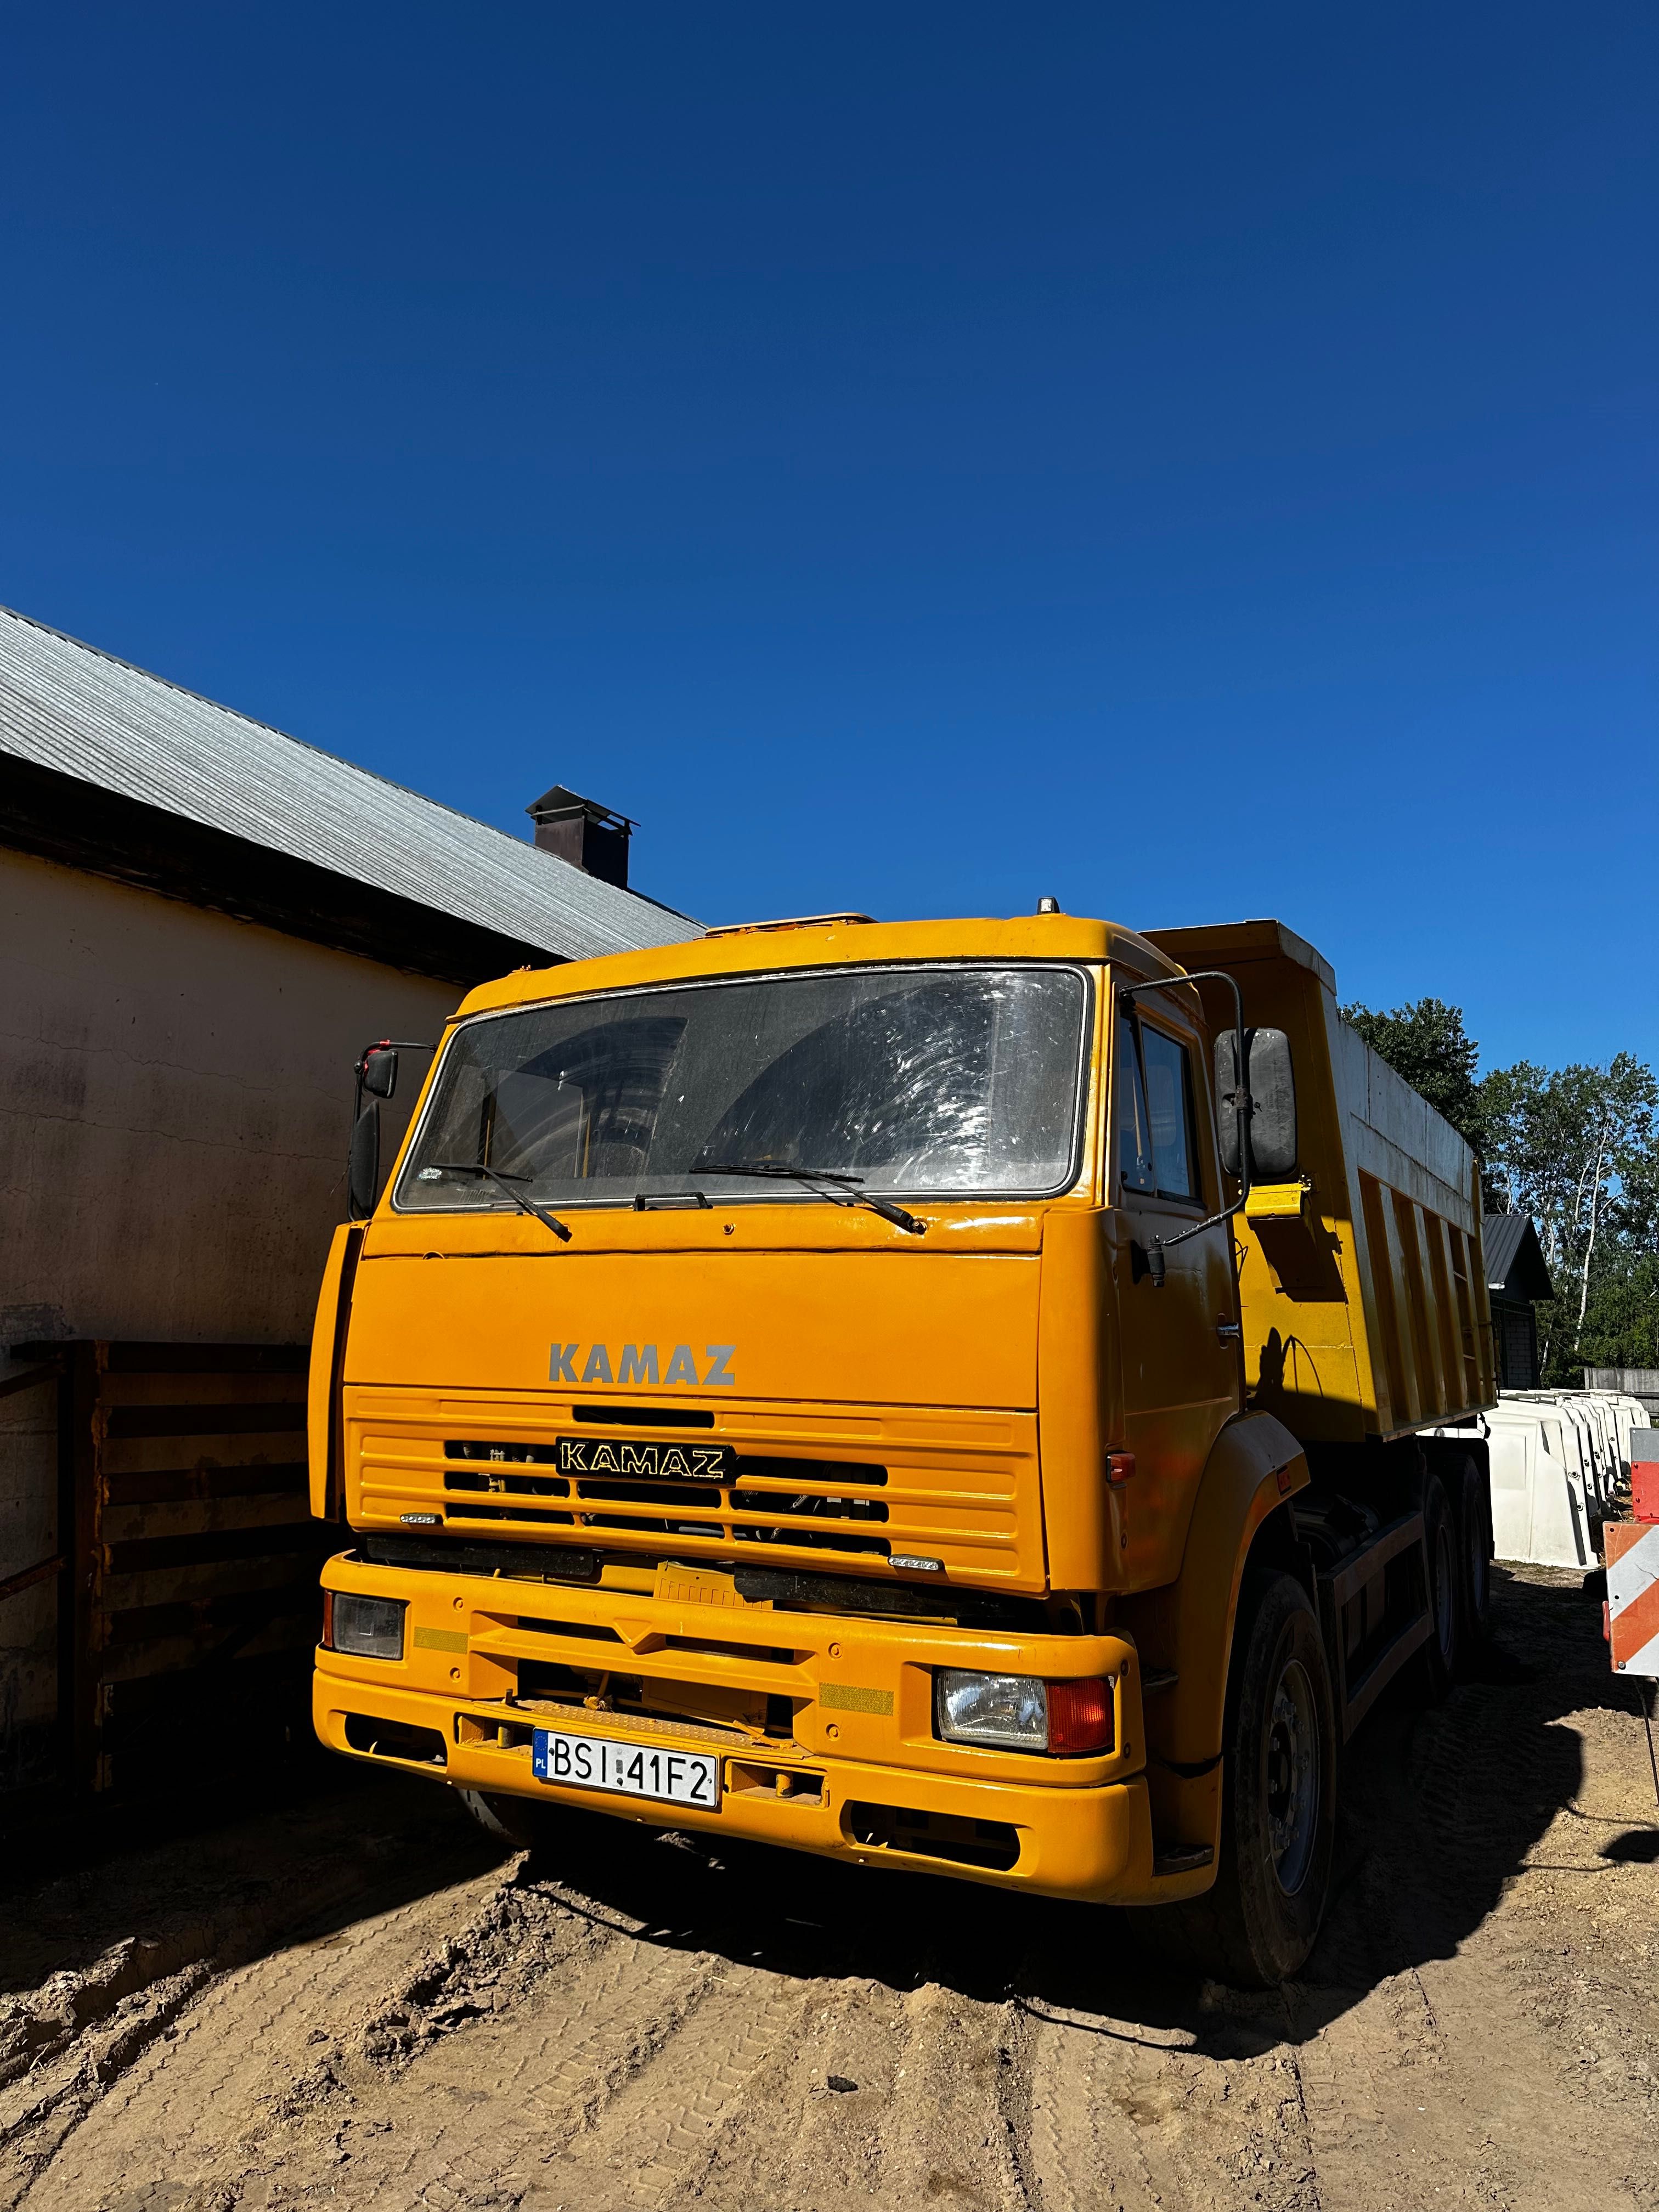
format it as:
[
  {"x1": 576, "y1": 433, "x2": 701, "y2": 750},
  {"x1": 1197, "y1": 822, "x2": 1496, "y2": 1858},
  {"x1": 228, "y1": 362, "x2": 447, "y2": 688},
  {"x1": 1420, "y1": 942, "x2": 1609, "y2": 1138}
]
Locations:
[{"x1": 311, "y1": 911, "x2": 1494, "y2": 1986}]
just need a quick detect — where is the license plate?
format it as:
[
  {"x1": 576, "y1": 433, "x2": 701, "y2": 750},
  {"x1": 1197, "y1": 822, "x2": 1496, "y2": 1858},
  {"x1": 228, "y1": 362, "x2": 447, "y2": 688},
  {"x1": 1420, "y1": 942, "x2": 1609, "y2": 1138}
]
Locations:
[
  {"x1": 532, "y1": 1727, "x2": 722, "y2": 1809},
  {"x1": 556, "y1": 1437, "x2": 734, "y2": 1482}
]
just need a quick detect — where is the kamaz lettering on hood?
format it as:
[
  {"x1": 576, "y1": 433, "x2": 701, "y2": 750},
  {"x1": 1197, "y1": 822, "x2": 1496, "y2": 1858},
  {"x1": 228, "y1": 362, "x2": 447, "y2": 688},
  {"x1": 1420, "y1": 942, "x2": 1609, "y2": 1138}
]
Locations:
[{"x1": 550, "y1": 1343, "x2": 736, "y2": 1388}]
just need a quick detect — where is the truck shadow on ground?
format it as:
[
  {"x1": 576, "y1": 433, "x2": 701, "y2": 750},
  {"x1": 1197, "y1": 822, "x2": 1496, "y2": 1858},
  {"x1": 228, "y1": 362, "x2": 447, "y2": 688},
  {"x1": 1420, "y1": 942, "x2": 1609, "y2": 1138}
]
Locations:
[
  {"x1": 0, "y1": 1760, "x2": 504, "y2": 2002},
  {"x1": 1, "y1": 1568, "x2": 1644, "y2": 2069},
  {"x1": 517, "y1": 1564, "x2": 1651, "y2": 2054}
]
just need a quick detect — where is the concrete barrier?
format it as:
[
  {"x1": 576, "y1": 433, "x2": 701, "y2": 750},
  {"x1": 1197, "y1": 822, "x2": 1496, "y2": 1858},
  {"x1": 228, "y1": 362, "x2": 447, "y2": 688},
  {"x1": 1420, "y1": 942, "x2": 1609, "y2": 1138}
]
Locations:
[{"x1": 1428, "y1": 1399, "x2": 1596, "y2": 1570}]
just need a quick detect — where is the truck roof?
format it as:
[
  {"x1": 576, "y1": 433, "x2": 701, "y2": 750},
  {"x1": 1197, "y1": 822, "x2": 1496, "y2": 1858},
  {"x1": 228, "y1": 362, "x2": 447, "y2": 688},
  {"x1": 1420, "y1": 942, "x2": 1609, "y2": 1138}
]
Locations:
[{"x1": 450, "y1": 910, "x2": 1188, "y2": 1020}]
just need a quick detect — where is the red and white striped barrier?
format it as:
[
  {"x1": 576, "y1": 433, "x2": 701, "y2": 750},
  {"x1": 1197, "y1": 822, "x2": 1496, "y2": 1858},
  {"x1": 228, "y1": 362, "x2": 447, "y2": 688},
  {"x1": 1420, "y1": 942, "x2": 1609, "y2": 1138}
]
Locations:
[{"x1": 1607, "y1": 1520, "x2": 1659, "y2": 1678}]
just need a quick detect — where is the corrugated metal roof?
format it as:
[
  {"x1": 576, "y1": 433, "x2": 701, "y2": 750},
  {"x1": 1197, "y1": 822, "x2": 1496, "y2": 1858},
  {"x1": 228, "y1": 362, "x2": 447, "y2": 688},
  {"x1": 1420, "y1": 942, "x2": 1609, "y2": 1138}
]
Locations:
[{"x1": 0, "y1": 603, "x2": 697, "y2": 962}]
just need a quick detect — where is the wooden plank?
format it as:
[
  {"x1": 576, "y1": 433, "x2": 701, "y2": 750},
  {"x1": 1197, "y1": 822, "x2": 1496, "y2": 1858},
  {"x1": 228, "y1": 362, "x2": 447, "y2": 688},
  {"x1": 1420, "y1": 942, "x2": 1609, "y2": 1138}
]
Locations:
[
  {"x1": 105, "y1": 1578, "x2": 321, "y2": 1646},
  {"x1": 104, "y1": 1644, "x2": 313, "y2": 1723},
  {"x1": 10, "y1": 1341, "x2": 331, "y2": 1795},
  {"x1": 101, "y1": 1492, "x2": 314, "y2": 1548},
  {"x1": 105, "y1": 1403, "x2": 307, "y2": 1440},
  {"x1": 0, "y1": 1554, "x2": 63, "y2": 1605},
  {"x1": 100, "y1": 1618, "x2": 318, "y2": 1686},
  {"x1": 101, "y1": 1550, "x2": 329, "y2": 1613},
  {"x1": 102, "y1": 1461, "x2": 307, "y2": 1509},
  {"x1": 101, "y1": 1431, "x2": 313, "y2": 1477},
  {"x1": 63, "y1": 1345, "x2": 100, "y2": 1792},
  {"x1": 103, "y1": 1343, "x2": 307, "y2": 1375},
  {"x1": 95, "y1": 1370, "x2": 307, "y2": 1410},
  {"x1": 105, "y1": 1521, "x2": 328, "y2": 1578},
  {"x1": 0, "y1": 1363, "x2": 60, "y2": 1403}
]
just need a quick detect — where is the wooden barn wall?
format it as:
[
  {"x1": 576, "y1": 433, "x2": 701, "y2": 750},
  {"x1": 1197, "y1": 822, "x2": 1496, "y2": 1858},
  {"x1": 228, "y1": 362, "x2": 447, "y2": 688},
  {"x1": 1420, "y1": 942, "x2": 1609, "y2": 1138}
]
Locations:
[{"x1": 2, "y1": 1342, "x2": 333, "y2": 1797}]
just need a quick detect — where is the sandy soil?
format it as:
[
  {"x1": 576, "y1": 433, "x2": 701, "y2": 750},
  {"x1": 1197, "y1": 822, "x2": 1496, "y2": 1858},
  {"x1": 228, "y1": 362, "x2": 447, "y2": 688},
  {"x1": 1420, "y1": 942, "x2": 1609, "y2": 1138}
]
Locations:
[{"x1": 3, "y1": 1563, "x2": 1656, "y2": 2212}]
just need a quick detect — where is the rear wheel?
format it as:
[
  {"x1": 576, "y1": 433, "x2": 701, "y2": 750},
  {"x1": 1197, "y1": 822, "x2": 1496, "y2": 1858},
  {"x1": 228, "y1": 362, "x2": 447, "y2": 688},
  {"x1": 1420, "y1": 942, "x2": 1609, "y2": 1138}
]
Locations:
[
  {"x1": 1416, "y1": 1475, "x2": 1462, "y2": 1699},
  {"x1": 1458, "y1": 1459, "x2": 1493, "y2": 1644},
  {"x1": 1171, "y1": 1572, "x2": 1337, "y2": 1987}
]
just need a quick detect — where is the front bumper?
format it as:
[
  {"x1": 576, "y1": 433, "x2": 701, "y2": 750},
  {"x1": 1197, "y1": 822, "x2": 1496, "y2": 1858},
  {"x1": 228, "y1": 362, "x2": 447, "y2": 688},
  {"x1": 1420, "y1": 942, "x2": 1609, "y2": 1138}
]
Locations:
[{"x1": 313, "y1": 1549, "x2": 1164, "y2": 1904}]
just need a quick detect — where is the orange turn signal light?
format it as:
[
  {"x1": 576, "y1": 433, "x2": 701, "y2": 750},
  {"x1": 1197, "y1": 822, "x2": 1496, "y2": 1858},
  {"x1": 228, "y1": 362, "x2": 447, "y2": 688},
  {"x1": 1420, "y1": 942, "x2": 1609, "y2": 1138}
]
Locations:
[
  {"x1": 1105, "y1": 1452, "x2": 1136, "y2": 1487},
  {"x1": 1046, "y1": 1677, "x2": 1115, "y2": 1754}
]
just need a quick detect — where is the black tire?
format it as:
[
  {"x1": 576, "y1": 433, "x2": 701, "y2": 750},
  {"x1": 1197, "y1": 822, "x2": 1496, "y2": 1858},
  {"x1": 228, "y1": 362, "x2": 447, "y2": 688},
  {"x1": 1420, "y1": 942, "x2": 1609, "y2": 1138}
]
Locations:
[
  {"x1": 1457, "y1": 1458, "x2": 1493, "y2": 1645},
  {"x1": 458, "y1": 1788, "x2": 556, "y2": 1850},
  {"x1": 1415, "y1": 1474, "x2": 1462, "y2": 1699},
  {"x1": 1170, "y1": 1572, "x2": 1338, "y2": 1988}
]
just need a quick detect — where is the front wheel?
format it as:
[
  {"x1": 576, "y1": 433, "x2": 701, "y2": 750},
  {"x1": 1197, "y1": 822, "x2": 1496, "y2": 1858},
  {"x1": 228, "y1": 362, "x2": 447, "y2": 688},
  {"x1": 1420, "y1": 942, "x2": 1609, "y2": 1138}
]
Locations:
[
  {"x1": 458, "y1": 1788, "x2": 556, "y2": 1851},
  {"x1": 1173, "y1": 1572, "x2": 1338, "y2": 1988}
]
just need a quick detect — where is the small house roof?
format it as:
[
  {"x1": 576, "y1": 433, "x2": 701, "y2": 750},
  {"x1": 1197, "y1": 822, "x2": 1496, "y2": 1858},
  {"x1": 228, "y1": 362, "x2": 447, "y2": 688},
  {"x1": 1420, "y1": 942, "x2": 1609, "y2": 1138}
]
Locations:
[{"x1": 1484, "y1": 1213, "x2": 1554, "y2": 1303}]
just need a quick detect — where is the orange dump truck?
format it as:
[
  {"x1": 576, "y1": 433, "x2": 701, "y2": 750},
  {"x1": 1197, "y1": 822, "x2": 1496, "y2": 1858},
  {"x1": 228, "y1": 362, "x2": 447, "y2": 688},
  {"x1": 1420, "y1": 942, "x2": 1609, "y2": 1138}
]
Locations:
[{"x1": 309, "y1": 912, "x2": 1496, "y2": 1984}]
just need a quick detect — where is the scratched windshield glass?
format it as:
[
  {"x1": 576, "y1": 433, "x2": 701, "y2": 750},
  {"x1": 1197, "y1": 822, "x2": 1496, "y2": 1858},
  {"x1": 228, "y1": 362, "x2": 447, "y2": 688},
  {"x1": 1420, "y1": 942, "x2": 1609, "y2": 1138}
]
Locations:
[{"x1": 394, "y1": 965, "x2": 1088, "y2": 1211}]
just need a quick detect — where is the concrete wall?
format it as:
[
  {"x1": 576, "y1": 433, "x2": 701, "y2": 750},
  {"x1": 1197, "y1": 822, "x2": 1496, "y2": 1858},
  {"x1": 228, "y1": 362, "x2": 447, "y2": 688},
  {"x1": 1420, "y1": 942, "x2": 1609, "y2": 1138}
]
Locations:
[
  {"x1": 0, "y1": 844, "x2": 463, "y2": 1349},
  {"x1": 0, "y1": 847, "x2": 466, "y2": 1779}
]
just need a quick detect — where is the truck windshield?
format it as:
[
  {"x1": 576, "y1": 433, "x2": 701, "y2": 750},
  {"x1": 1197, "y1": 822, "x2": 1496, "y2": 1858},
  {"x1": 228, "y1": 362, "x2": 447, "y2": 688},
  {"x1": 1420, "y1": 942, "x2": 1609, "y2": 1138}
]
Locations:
[{"x1": 394, "y1": 963, "x2": 1088, "y2": 1212}]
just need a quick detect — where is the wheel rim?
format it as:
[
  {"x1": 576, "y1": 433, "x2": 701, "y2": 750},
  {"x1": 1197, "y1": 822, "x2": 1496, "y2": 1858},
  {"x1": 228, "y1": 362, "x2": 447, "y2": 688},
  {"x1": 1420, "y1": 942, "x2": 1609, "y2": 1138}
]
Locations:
[
  {"x1": 1434, "y1": 1520, "x2": 1457, "y2": 1657},
  {"x1": 1265, "y1": 1656, "x2": 1319, "y2": 1895}
]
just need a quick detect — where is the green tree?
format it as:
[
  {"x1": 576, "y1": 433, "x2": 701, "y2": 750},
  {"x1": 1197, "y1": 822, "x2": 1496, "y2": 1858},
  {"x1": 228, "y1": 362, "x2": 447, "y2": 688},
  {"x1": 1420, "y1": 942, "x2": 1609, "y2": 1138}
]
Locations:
[
  {"x1": 1481, "y1": 1054, "x2": 1659, "y2": 1378},
  {"x1": 1340, "y1": 997, "x2": 1487, "y2": 1154},
  {"x1": 1577, "y1": 1255, "x2": 1659, "y2": 1372},
  {"x1": 1345, "y1": 996, "x2": 1659, "y2": 1378}
]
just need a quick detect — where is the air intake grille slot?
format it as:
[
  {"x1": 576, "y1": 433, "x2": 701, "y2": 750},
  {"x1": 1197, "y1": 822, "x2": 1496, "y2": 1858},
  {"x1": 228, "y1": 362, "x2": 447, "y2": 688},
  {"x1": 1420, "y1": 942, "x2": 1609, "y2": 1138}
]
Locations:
[
  {"x1": 447, "y1": 1468, "x2": 570, "y2": 1499},
  {"x1": 446, "y1": 1504, "x2": 574, "y2": 1527},
  {"x1": 735, "y1": 1456, "x2": 888, "y2": 1488},
  {"x1": 573, "y1": 1403, "x2": 716, "y2": 1429},
  {"x1": 447, "y1": 1440, "x2": 560, "y2": 1465}
]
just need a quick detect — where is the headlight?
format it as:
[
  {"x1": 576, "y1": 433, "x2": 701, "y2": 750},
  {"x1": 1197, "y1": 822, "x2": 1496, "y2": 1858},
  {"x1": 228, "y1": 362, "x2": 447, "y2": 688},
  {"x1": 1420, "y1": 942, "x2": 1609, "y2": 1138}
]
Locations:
[
  {"x1": 935, "y1": 1669, "x2": 1047, "y2": 1748},
  {"x1": 325, "y1": 1592, "x2": 407, "y2": 1660},
  {"x1": 934, "y1": 1669, "x2": 1113, "y2": 1754}
]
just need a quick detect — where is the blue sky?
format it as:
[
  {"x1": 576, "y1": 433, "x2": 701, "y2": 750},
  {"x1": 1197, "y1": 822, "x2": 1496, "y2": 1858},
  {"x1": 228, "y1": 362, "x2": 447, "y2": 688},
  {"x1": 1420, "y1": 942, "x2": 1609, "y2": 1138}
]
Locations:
[{"x1": 1, "y1": 5, "x2": 1652, "y2": 1075}]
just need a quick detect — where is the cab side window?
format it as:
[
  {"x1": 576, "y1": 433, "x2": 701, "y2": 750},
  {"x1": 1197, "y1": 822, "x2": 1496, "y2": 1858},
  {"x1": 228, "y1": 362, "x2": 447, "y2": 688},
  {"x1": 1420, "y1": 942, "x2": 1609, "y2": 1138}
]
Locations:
[
  {"x1": 1115, "y1": 1011, "x2": 1156, "y2": 1194},
  {"x1": 1140, "y1": 1025, "x2": 1199, "y2": 1201}
]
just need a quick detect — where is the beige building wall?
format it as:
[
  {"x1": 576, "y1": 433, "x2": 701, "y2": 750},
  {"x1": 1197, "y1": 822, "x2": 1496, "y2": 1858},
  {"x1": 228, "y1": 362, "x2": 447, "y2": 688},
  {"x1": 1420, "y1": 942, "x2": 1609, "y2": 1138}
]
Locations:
[
  {"x1": 1, "y1": 847, "x2": 473, "y2": 1779},
  {"x1": 1, "y1": 845, "x2": 464, "y2": 1349}
]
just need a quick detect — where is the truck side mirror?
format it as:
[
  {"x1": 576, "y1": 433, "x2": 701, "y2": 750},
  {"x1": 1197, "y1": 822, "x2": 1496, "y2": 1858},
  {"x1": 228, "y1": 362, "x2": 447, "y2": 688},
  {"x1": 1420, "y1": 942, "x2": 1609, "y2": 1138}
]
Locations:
[
  {"x1": 348, "y1": 1104, "x2": 381, "y2": 1218},
  {"x1": 361, "y1": 1048, "x2": 398, "y2": 1099},
  {"x1": 1215, "y1": 1027, "x2": 1297, "y2": 1181}
]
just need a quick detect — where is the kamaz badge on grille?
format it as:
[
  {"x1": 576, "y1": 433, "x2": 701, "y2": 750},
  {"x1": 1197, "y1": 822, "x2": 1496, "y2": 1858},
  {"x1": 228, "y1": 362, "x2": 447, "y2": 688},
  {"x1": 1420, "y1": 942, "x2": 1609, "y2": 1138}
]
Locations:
[{"x1": 556, "y1": 1438, "x2": 733, "y2": 1481}]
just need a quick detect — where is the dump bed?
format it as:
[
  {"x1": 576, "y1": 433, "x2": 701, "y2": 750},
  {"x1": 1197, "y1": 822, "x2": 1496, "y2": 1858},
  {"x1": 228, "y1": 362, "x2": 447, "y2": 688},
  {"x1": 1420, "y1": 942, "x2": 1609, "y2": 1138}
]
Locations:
[{"x1": 1148, "y1": 919, "x2": 1497, "y2": 1445}]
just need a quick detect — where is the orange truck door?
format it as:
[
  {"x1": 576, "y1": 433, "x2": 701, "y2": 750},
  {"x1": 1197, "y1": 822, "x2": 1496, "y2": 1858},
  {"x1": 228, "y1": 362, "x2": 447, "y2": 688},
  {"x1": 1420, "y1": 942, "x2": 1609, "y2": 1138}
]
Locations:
[{"x1": 1109, "y1": 989, "x2": 1240, "y2": 1584}]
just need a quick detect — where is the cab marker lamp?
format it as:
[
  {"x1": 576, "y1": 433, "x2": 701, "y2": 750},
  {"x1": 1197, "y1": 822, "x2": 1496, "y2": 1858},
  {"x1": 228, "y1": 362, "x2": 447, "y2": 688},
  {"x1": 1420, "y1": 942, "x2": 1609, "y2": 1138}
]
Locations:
[
  {"x1": 934, "y1": 1669, "x2": 1114, "y2": 1754},
  {"x1": 324, "y1": 1592, "x2": 407, "y2": 1661}
]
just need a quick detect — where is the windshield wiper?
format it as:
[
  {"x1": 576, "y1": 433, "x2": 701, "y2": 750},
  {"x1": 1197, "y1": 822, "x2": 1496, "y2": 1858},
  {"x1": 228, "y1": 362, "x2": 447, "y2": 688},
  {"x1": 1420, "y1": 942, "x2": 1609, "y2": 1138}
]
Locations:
[
  {"x1": 429, "y1": 1163, "x2": 573, "y2": 1243},
  {"x1": 697, "y1": 1160, "x2": 926, "y2": 1236}
]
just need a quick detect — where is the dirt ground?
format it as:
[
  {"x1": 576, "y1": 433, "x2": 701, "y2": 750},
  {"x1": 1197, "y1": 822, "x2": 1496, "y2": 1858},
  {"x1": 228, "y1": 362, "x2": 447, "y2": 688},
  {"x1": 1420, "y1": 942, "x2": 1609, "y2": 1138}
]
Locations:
[{"x1": 3, "y1": 1563, "x2": 1656, "y2": 2212}]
